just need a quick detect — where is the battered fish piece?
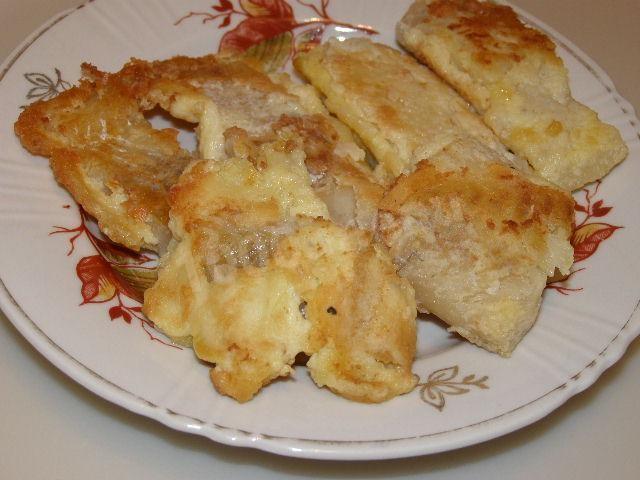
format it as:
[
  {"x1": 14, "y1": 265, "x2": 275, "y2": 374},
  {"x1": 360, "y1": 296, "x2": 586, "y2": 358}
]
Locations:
[
  {"x1": 397, "y1": 0, "x2": 628, "y2": 190},
  {"x1": 137, "y1": 55, "x2": 312, "y2": 160},
  {"x1": 14, "y1": 62, "x2": 194, "y2": 252},
  {"x1": 143, "y1": 132, "x2": 417, "y2": 402},
  {"x1": 15, "y1": 54, "x2": 381, "y2": 251},
  {"x1": 271, "y1": 114, "x2": 384, "y2": 230},
  {"x1": 295, "y1": 38, "x2": 574, "y2": 355},
  {"x1": 378, "y1": 137, "x2": 574, "y2": 356},
  {"x1": 141, "y1": 55, "x2": 384, "y2": 230},
  {"x1": 294, "y1": 37, "x2": 525, "y2": 184}
]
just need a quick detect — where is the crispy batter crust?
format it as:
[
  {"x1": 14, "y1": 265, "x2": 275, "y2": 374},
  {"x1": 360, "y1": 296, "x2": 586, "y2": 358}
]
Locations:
[
  {"x1": 142, "y1": 55, "x2": 384, "y2": 231},
  {"x1": 397, "y1": 0, "x2": 628, "y2": 190},
  {"x1": 144, "y1": 134, "x2": 417, "y2": 402},
  {"x1": 378, "y1": 138, "x2": 574, "y2": 356},
  {"x1": 15, "y1": 51, "x2": 383, "y2": 252},
  {"x1": 272, "y1": 114, "x2": 384, "y2": 230},
  {"x1": 294, "y1": 37, "x2": 524, "y2": 184},
  {"x1": 424, "y1": 0, "x2": 554, "y2": 67},
  {"x1": 295, "y1": 37, "x2": 573, "y2": 355},
  {"x1": 15, "y1": 61, "x2": 195, "y2": 251}
]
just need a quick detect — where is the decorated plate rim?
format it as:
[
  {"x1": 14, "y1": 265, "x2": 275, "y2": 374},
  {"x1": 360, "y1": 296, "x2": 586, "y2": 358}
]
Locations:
[{"x1": 0, "y1": 0, "x2": 639, "y2": 460}]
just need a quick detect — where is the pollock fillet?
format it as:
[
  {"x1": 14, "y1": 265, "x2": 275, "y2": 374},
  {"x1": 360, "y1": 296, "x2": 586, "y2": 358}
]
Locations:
[
  {"x1": 294, "y1": 37, "x2": 526, "y2": 185},
  {"x1": 397, "y1": 0, "x2": 628, "y2": 191},
  {"x1": 14, "y1": 61, "x2": 194, "y2": 252},
  {"x1": 15, "y1": 54, "x2": 383, "y2": 252},
  {"x1": 143, "y1": 130, "x2": 417, "y2": 402},
  {"x1": 295, "y1": 38, "x2": 574, "y2": 355}
]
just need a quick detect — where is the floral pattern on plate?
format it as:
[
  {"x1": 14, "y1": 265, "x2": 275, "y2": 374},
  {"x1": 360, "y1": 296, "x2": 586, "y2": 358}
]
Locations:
[{"x1": 1, "y1": 0, "x2": 638, "y2": 459}]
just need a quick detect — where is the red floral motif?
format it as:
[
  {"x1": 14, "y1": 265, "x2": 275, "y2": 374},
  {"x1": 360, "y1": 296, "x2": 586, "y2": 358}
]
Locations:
[
  {"x1": 572, "y1": 222, "x2": 621, "y2": 263},
  {"x1": 571, "y1": 181, "x2": 622, "y2": 264},
  {"x1": 51, "y1": 208, "x2": 179, "y2": 349},
  {"x1": 547, "y1": 181, "x2": 622, "y2": 295},
  {"x1": 175, "y1": 0, "x2": 378, "y2": 70},
  {"x1": 77, "y1": 255, "x2": 128, "y2": 303},
  {"x1": 220, "y1": 0, "x2": 296, "y2": 52}
]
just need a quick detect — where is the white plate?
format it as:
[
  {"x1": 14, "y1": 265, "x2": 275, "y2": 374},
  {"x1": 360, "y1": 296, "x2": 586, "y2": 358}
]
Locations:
[{"x1": 0, "y1": 0, "x2": 639, "y2": 461}]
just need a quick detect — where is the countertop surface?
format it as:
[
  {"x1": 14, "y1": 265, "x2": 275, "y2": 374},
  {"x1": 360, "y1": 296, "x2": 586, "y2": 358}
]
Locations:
[{"x1": 1, "y1": 1, "x2": 639, "y2": 478}]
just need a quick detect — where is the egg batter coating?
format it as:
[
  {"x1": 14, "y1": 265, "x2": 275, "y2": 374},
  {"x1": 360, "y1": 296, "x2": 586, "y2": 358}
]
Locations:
[
  {"x1": 294, "y1": 37, "x2": 524, "y2": 184},
  {"x1": 14, "y1": 61, "x2": 194, "y2": 252},
  {"x1": 295, "y1": 38, "x2": 574, "y2": 355},
  {"x1": 144, "y1": 131, "x2": 417, "y2": 402},
  {"x1": 15, "y1": 53, "x2": 382, "y2": 252},
  {"x1": 378, "y1": 138, "x2": 574, "y2": 356},
  {"x1": 140, "y1": 55, "x2": 384, "y2": 230},
  {"x1": 397, "y1": 0, "x2": 628, "y2": 190}
]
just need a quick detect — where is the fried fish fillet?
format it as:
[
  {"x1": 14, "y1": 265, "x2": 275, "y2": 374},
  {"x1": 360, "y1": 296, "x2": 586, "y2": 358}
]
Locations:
[
  {"x1": 295, "y1": 38, "x2": 574, "y2": 355},
  {"x1": 138, "y1": 57, "x2": 406, "y2": 401},
  {"x1": 137, "y1": 55, "x2": 313, "y2": 160},
  {"x1": 378, "y1": 137, "x2": 574, "y2": 356},
  {"x1": 294, "y1": 37, "x2": 526, "y2": 184},
  {"x1": 15, "y1": 53, "x2": 382, "y2": 252},
  {"x1": 15, "y1": 62, "x2": 194, "y2": 252},
  {"x1": 143, "y1": 131, "x2": 417, "y2": 402},
  {"x1": 141, "y1": 55, "x2": 384, "y2": 231},
  {"x1": 397, "y1": 0, "x2": 628, "y2": 191}
]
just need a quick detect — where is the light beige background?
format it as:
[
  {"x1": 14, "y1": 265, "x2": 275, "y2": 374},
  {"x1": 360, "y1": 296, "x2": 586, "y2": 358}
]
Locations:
[{"x1": 1, "y1": 1, "x2": 639, "y2": 478}]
